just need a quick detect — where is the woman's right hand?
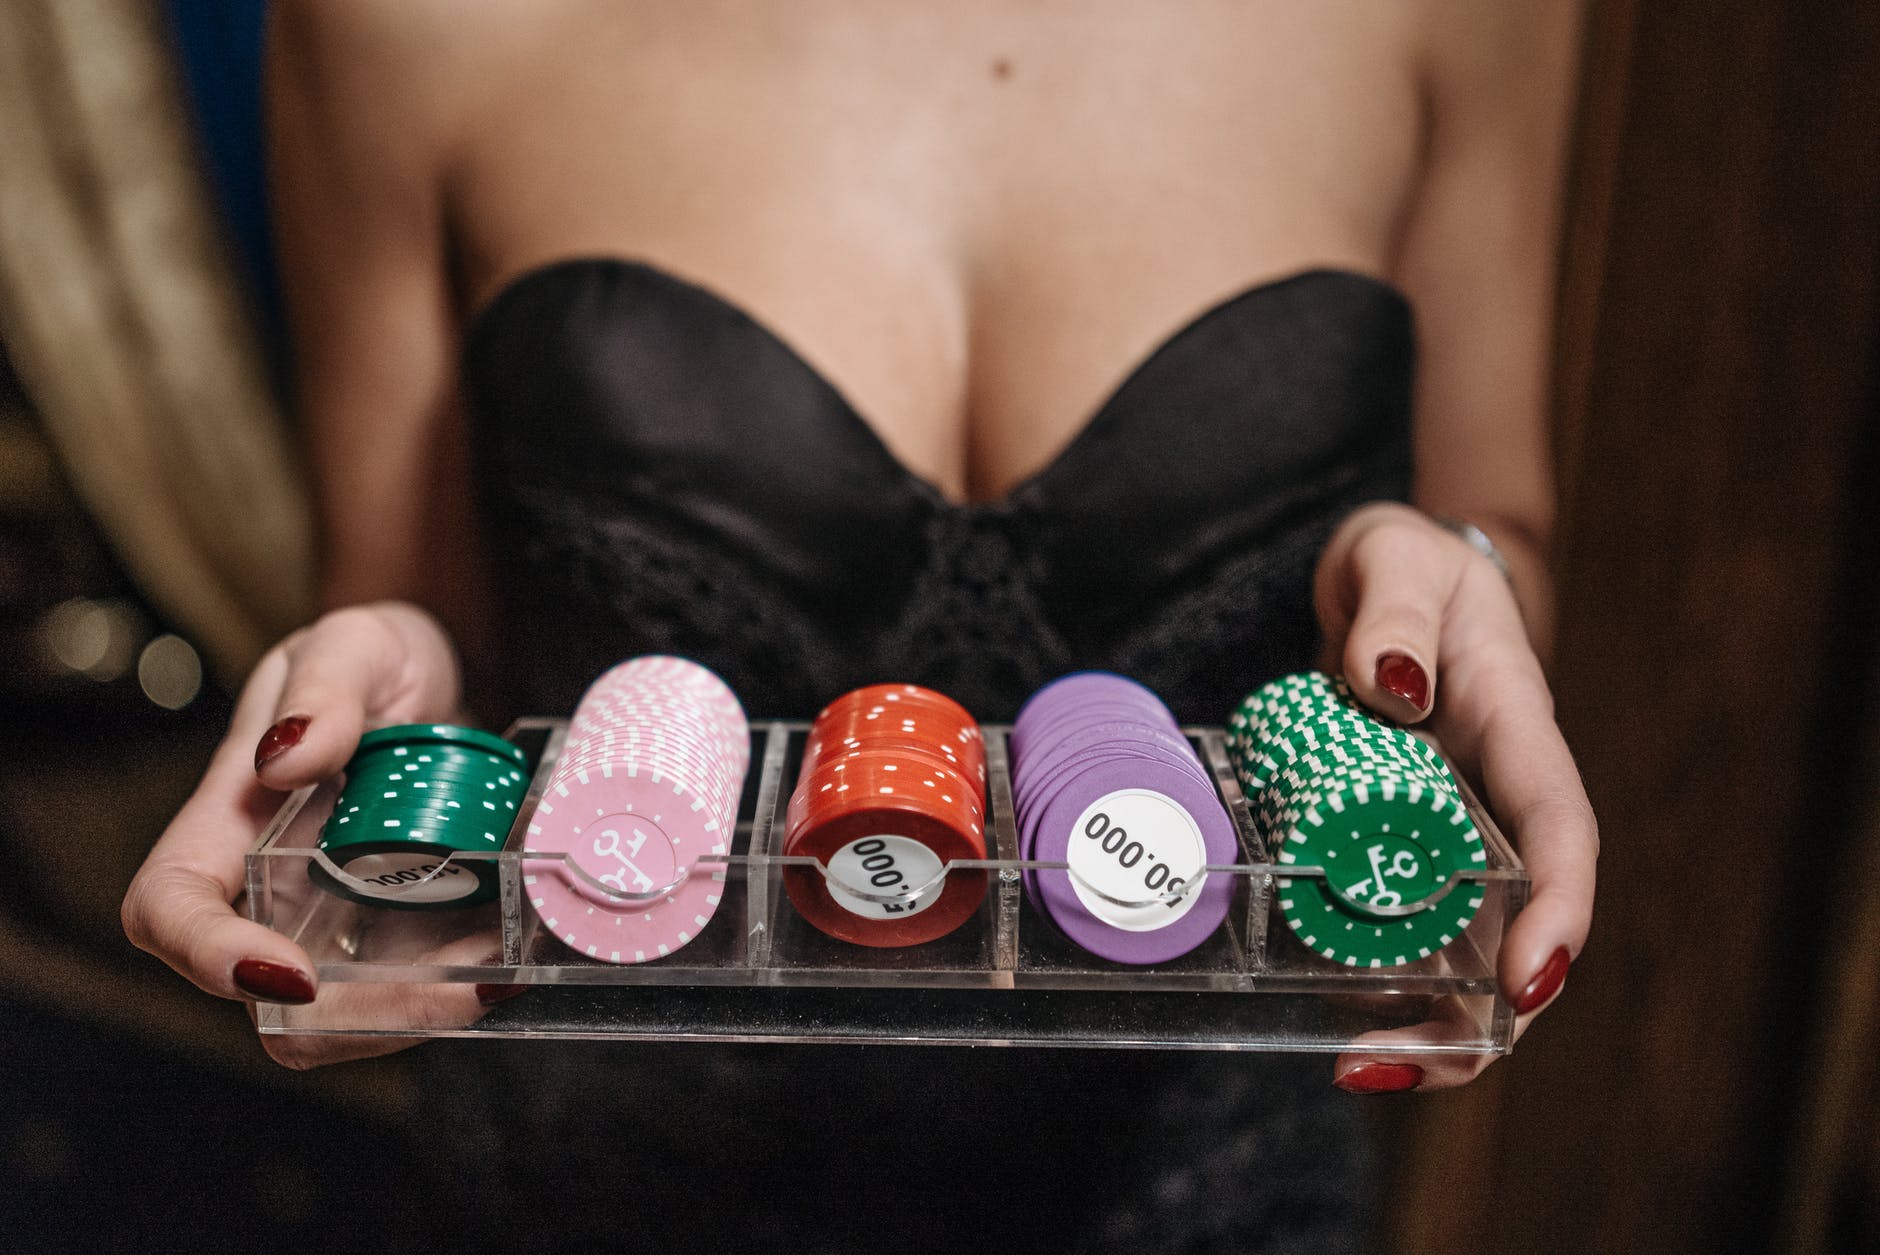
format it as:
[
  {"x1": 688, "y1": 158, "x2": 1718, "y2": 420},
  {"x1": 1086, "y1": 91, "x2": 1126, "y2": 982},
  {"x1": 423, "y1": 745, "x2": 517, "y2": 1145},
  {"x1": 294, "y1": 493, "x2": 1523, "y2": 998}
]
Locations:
[{"x1": 121, "y1": 601, "x2": 496, "y2": 1068}]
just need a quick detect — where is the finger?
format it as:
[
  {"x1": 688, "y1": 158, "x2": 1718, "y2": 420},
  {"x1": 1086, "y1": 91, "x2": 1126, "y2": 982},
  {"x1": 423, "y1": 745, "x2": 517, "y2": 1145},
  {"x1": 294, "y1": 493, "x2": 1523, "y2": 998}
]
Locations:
[
  {"x1": 1334, "y1": 519, "x2": 1466, "y2": 724},
  {"x1": 256, "y1": 933, "x2": 504, "y2": 1070},
  {"x1": 1313, "y1": 504, "x2": 1393, "y2": 656},
  {"x1": 254, "y1": 605, "x2": 452, "y2": 790},
  {"x1": 124, "y1": 859, "x2": 321, "y2": 1004},
  {"x1": 1480, "y1": 710, "x2": 1595, "y2": 1012},
  {"x1": 1331, "y1": 995, "x2": 1550, "y2": 1092},
  {"x1": 1439, "y1": 650, "x2": 1597, "y2": 1013},
  {"x1": 123, "y1": 652, "x2": 322, "y2": 1002}
]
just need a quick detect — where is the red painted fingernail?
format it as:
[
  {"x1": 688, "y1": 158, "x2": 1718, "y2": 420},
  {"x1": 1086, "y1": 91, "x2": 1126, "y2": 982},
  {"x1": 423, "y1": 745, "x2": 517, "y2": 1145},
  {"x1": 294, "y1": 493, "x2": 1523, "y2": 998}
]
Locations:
[
  {"x1": 476, "y1": 983, "x2": 527, "y2": 1007},
  {"x1": 255, "y1": 716, "x2": 310, "y2": 772},
  {"x1": 1334, "y1": 1063, "x2": 1424, "y2": 1094},
  {"x1": 1515, "y1": 946, "x2": 1571, "y2": 1014},
  {"x1": 1376, "y1": 653, "x2": 1430, "y2": 713},
  {"x1": 234, "y1": 958, "x2": 316, "y2": 1004}
]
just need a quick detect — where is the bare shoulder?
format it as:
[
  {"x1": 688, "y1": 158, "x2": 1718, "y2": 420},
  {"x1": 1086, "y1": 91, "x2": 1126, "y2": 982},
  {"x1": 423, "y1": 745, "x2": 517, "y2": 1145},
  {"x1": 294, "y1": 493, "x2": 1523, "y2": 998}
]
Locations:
[
  {"x1": 266, "y1": 0, "x2": 534, "y2": 164},
  {"x1": 267, "y1": 0, "x2": 516, "y2": 69},
  {"x1": 1416, "y1": 0, "x2": 1584, "y2": 98},
  {"x1": 266, "y1": 0, "x2": 527, "y2": 613}
]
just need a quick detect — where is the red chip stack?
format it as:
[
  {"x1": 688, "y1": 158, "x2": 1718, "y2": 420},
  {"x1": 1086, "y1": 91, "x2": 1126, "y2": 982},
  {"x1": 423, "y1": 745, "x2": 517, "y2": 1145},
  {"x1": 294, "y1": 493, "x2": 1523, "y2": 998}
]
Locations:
[{"x1": 782, "y1": 683, "x2": 989, "y2": 947}]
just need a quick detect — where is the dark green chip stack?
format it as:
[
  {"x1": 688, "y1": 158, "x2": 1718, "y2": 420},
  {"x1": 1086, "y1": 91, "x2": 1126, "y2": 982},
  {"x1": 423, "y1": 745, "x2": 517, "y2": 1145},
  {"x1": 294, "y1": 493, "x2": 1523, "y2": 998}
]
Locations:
[
  {"x1": 1227, "y1": 672, "x2": 1486, "y2": 968},
  {"x1": 311, "y1": 723, "x2": 531, "y2": 909}
]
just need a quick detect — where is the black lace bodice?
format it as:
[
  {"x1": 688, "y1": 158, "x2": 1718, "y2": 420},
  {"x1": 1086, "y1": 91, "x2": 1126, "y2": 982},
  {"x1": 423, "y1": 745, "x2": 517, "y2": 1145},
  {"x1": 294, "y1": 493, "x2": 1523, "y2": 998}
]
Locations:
[{"x1": 461, "y1": 259, "x2": 1413, "y2": 723}]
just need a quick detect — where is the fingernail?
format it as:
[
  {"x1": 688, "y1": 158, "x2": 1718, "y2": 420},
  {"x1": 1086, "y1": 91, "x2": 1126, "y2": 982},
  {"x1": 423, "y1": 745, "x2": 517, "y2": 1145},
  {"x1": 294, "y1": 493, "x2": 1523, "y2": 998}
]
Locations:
[
  {"x1": 1515, "y1": 945, "x2": 1571, "y2": 1014},
  {"x1": 1376, "y1": 653, "x2": 1430, "y2": 714},
  {"x1": 476, "y1": 983, "x2": 527, "y2": 1007},
  {"x1": 255, "y1": 716, "x2": 310, "y2": 772},
  {"x1": 234, "y1": 958, "x2": 316, "y2": 1004},
  {"x1": 1334, "y1": 1063, "x2": 1424, "y2": 1094}
]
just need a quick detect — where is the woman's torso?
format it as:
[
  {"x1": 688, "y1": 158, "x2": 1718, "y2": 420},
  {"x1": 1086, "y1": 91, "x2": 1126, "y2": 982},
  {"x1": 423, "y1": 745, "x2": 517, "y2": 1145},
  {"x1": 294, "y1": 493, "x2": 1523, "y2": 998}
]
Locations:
[
  {"x1": 354, "y1": 8, "x2": 1421, "y2": 1250},
  {"x1": 429, "y1": 2, "x2": 1424, "y2": 720},
  {"x1": 438, "y1": 0, "x2": 1425, "y2": 504}
]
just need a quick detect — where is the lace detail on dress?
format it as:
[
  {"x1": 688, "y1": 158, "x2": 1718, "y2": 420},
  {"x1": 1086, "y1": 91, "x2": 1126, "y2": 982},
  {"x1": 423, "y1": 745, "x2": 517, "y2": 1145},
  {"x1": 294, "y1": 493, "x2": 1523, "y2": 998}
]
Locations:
[
  {"x1": 1104, "y1": 513, "x2": 1339, "y2": 723},
  {"x1": 486, "y1": 482, "x2": 847, "y2": 716},
  {"x1": 871, "y1": 501, "x2": 1074, "y2": 720}
]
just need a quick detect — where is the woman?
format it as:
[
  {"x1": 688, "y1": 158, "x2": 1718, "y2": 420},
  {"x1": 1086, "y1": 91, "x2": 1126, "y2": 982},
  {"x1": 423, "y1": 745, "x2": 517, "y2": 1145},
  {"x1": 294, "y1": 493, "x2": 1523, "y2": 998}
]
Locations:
[{"x1": 124, "y1": 2, "x2": 1595, "y2": 1249}]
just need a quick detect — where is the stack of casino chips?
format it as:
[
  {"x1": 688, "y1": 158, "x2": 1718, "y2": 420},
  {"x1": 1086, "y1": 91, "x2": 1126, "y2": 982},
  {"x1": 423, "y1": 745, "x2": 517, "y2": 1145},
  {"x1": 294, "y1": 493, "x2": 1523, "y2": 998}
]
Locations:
[
  {"x1": 1227, "y1": 670, "x2": 1487, "y2": 968},
  {"x1": 523, "y1": 656, "x2": 749, "y2": 964},
  {"x1": 1011, "y1": 673, "x2": 1238, "y2": 965},
  {"x1": 782, "y1": 684, "x2": 988, "y2": 947},
  {"x1": 314, "y1": 724, "x2": 530, "y2": 909}
]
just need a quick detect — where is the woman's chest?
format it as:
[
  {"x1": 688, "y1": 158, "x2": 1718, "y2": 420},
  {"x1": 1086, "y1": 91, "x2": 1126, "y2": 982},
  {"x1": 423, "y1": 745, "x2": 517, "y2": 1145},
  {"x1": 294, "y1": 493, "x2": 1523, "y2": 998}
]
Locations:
[{"x1": 445, "y1": 1, "x2": 1426, "y2": 501}]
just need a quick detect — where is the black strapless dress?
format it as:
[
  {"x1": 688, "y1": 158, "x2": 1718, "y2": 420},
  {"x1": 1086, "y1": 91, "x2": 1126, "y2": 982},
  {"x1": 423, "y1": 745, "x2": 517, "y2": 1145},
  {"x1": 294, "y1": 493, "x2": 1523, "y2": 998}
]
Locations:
[{"x1": 423, "y1": 259, "x2": 1414, "y2": 1254}]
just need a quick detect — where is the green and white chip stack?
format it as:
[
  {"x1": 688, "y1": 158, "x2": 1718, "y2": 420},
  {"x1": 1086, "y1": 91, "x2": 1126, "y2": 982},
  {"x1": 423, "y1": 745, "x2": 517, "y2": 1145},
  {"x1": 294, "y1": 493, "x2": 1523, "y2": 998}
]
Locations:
[
  {"x1": 312, "y1": 723, "x2": 532, "y2": 909},
  {"x1": 1227, "y1": 671, "x2": 1486, "y2": 968}
]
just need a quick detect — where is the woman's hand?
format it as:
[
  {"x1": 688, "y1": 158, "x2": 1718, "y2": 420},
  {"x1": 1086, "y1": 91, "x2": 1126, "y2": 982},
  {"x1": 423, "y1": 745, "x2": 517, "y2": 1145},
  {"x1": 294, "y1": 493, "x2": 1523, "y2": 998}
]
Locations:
[
  {"x1": 1311, "y1": 502, "x2": 1598, "y2": 1091},
  {"x1": 121, "y1": 601, "x2": 496, "y2": 1068}
]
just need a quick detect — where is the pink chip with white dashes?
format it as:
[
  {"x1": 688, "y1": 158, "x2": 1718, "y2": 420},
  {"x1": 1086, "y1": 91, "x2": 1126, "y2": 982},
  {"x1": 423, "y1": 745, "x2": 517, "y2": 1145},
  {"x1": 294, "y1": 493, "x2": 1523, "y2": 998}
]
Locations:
[{"x1": 523, "y1": 657, "x2": 748, "y2": 963}]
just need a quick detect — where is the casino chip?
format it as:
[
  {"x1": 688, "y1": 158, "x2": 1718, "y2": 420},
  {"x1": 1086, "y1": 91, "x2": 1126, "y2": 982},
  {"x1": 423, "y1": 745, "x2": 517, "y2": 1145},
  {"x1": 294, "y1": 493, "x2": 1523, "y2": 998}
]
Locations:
[
  {"x1": 312, "y1": 724, "x2": 531, "y2": 908},
  {"x1": 1011, "y1": 672, "x2": 1239, "y2": 965},
  {"x1": 783, "y1": 683, "x2": 988, "y2": 947},
  {"x1": 523, "y1": 656, "x2": 749, "y2": 963},
  {"x1": 1227, "y1": 670, "x2": 1485, "y2": 967}
]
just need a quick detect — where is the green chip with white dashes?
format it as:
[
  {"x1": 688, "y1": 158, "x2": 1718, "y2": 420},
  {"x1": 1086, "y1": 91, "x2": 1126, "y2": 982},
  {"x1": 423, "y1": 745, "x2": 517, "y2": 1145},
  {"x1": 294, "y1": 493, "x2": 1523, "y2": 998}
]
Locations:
[
  {"x1": 1272, "y1": 776, "x2": 1486, "y2": 967},
  {"x1": 312, "y1": 724, "x2": 532, "y2": 909},
  {"x1": 1228, "y1": 671, "x2": 1485, "y2": 967}
]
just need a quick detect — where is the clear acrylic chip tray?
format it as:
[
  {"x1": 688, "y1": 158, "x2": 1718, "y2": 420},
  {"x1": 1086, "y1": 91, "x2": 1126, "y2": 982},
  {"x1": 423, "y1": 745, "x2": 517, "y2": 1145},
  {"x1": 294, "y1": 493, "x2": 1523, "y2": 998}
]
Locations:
[{"x1": 246, "y1": 721, "x2": 1526, "y2": 1054}]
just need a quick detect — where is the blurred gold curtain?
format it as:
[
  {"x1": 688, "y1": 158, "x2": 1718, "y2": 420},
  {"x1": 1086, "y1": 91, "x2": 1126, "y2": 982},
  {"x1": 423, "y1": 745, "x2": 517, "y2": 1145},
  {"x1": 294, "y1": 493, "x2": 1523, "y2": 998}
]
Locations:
[{"x1": 0, "y1": 0, "x2": 312, "y2": 682}]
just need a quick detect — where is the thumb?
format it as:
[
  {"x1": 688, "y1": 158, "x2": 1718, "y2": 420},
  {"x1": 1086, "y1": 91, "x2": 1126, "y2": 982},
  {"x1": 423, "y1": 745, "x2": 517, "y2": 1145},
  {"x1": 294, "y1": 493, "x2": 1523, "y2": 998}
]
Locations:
[
  {"x1": 123, "y1": 650, "x2": 321, "y2": 1002},
  {"x1": 253, "y1": 605, "x2": 456, "y2": 790},
  {"x1": 1317, "y1": 508, "x2": 1461, "y2": 724}
]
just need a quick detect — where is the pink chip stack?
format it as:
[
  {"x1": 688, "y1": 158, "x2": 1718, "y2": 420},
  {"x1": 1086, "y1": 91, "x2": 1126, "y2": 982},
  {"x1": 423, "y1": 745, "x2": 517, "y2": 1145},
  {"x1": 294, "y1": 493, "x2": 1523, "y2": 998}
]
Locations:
[{"x1": 523, "y1": 656, "x2": 750, "y2": 963}]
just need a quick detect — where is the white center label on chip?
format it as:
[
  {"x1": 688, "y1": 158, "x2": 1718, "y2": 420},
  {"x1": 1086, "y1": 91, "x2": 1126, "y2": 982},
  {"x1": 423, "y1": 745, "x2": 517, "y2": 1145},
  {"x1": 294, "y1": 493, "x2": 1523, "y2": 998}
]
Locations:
[
  {"x1": 825, "y1": 835, "x2": 944, "y2": 920},
  {"x1": 342, "y1": 852, "x2": 480, "y2": 903},
  {"x1": 1066, "y1": 789, "x2": 1207, "y2": 931},
  {"x1": 578, "y1": 812, "x2": 677, "y2": 902}
]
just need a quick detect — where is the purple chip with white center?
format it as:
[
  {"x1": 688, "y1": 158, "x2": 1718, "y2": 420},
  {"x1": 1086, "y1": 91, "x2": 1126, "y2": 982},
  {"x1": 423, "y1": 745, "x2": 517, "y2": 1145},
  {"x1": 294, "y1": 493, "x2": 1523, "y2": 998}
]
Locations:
[{"x1": 1009, "y1": 672, "x2": 1240, "y2": 964}]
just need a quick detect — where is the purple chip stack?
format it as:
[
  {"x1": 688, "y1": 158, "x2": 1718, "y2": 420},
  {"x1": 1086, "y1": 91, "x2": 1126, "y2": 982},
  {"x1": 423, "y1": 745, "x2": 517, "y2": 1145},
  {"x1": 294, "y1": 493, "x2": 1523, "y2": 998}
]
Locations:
[{"x1": 1010, "y1": 672, "x2": 1239, "y2": 964}]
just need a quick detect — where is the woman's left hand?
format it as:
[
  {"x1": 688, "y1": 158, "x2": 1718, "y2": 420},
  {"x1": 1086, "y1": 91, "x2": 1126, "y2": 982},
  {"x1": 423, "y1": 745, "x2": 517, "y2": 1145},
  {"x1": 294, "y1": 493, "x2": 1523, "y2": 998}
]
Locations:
[{"x1": 1310, "y1": 502, "x2": 1597, "y2": 1092}]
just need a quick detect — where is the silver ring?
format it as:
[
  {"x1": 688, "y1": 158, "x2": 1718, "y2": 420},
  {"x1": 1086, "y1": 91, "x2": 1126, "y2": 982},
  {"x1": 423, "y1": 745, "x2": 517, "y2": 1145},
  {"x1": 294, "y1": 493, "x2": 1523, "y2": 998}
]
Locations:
[{"x1": 1434, "y1": 516, "x2": 1514, "y2": 586}]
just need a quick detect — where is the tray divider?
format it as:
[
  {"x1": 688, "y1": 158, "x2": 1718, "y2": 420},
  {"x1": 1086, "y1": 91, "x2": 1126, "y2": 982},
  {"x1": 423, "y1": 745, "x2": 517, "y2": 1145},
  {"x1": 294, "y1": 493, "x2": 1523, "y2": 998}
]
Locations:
[
  {"x1": 985, "y1": 728, "x2": 1021, "y2": 973},
  {"x1": 743, "y1": 721, "x2": 793, "y2": 973}
]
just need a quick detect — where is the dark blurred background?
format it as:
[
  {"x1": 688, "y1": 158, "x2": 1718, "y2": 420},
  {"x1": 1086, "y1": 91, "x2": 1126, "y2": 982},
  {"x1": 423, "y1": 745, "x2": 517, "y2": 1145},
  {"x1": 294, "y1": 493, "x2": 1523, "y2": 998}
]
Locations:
[
  {"x1": 0, "y1": 3, "x2": 468, "y2": 1251},
  {"x1": 1, "y1": 2, "x2": 1877, "y2": 1252}
]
